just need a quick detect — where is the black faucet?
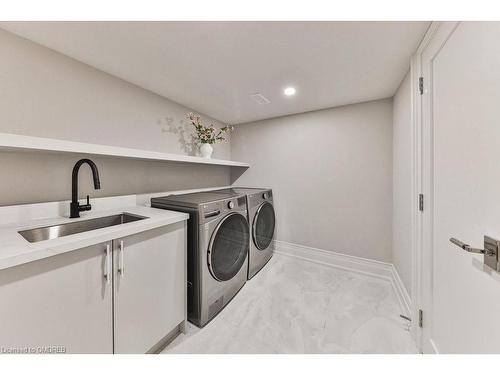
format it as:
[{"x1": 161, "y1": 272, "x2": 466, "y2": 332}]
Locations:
[{"x1": 70, "y1": 159, "x2": 101, "y2": 219}]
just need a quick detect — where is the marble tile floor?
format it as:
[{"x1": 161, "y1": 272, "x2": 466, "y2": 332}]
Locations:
[{"x1": 163, "y1": 253, "x2": 418, "y2": 354}]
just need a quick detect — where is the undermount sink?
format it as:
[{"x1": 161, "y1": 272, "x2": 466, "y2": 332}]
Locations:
[{"x1": 18, "y1": 213, "x2": 148, "y2": 243}]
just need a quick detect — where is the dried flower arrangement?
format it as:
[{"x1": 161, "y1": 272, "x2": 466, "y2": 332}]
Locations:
[{"x1": 187, "y1": 113, "x2": 233, "y2": 145}]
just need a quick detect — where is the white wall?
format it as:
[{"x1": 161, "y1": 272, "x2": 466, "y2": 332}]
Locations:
[
  {"x1": 231, "y1": 99, "x2": 393, "y2": 262},
  {"x1": 392, "y1": 72, "x2": 412, "y2": 293},
  {"x1": 0, "y1": 27, "x2": 404, "y2": 273},
  {"x1": 0, "y1": 28, "x2": 233, "y2": 206}
]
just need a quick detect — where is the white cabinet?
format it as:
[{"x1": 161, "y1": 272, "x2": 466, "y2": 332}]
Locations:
[
  {"x1": 0, "y1": 242, "x2": 113, "y2": 354},
  {"x1": 113, "y1": 222, "x2": 186, "y2": 354},
  {"x1": 0, "y1": 222, "x2": 186, "y2": 354}
]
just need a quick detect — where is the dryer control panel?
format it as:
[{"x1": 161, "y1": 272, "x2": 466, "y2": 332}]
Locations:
[{"x1": 247, "y1": 189, "x2": 273, "y2": 208}]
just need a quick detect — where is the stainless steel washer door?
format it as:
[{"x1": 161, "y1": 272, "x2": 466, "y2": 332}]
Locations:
[
  {"x1": 208, "y1": 213, "x2": 249, "y2": 281},
  {"x1": 253, "y1": 202, "x2": 276, "y2": 250}
]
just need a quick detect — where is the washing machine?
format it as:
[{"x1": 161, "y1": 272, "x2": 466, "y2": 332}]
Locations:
[
  {"x1": 151, "y1": 191, "x2": 249, "y2": 327},
  {"x1": 215, "y1": 188, "x2": 275, "y2": 279}
]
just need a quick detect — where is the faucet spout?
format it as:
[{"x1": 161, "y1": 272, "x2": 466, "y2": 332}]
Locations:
[{"x1": 70, "y1": 159, "x2": 101, "y2": 218}]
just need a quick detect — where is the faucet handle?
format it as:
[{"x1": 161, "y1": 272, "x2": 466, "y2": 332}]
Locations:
[{"x1": 81, "y1": 195, "x2": 92, "y2": 211}]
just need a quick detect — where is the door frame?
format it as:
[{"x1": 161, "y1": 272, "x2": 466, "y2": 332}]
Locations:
[{"x1": 411, "y1": 21, "x2": 460, "y2": 353}]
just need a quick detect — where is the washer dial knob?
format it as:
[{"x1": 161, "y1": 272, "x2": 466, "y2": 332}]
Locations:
[
  {"x1": 263, "y1": 192, "x2": 269, "y2": 200},
  {"x1": 227, "y1": 201, "x2": 235, "y2": 209}
]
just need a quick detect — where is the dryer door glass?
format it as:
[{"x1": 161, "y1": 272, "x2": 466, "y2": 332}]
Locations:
[
  {"x1": 253, "y1": 202, "x2": 275, "y2": 250},
  {"x1": 209, "y1": 213, "x2": 249, "y2": 281}
]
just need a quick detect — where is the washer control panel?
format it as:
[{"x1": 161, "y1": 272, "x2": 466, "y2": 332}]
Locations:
[{"x1": 201, "y1": 196, "x2": 246, "y2": 222}]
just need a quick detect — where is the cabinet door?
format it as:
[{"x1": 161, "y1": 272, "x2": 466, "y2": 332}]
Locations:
[
  {"x1": 0, "y1": 242, "x2": 113, "y2": 353},
  {"x1": 113, "y1": 222, "x2": 186, "y2": 354}
]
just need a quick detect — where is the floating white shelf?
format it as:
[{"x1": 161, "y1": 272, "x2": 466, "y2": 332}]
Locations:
[{"x1": 0, "y1": 133, "x2": 249, "y2": 168}]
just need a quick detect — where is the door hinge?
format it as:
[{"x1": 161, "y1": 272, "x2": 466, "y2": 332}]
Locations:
[
  {"x1": 419, "y1": 194, "x2": 424, "y2": 212},
  {"x1": 419, "y1": 77, "x2": 424, "y2": 95},
  {"x1": 418, "y1": 309, "x2": 423, "y2": 328}
]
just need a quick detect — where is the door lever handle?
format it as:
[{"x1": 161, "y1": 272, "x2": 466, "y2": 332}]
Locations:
[{"x1": 450, "y1": 237, "x2": 496, "y2": 256}]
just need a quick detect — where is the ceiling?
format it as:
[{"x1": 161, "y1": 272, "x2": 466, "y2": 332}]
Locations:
[{"x1": 0, "y1": 21, "x2": 430, "y2": 124}]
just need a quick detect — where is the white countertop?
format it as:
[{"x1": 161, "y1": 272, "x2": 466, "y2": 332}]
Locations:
[{"x1": 0, "y1": 205, "x2": 189, "y2": 271}]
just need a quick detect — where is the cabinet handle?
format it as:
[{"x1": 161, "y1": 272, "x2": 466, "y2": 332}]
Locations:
[
  {"x1": 118, "y1": 240, "x2": 125, "y2": 276},
  {"x1": 104, "y1": 244, "x2": 111, "y2": 284}
]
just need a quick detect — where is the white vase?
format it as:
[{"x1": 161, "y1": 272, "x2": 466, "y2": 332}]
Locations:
[{"x1": 200, "y1": 143, "x2": 213, "y2": 159}]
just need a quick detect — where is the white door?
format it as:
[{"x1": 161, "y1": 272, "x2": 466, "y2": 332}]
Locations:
[
  {"x1": 0, "y1": 242, "x2": 113, "y2": 353},
  {"x1": 420, "y1": 21, "x2": 500, "y2": 353},
  {"x1": 113, "y1": 223, "x2": 186, "y2": 353}
]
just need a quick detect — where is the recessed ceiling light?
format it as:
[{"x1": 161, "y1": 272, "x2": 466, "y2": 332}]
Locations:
[{"x1": 284, "y1": 87, "x2": 296, "y2": 96}]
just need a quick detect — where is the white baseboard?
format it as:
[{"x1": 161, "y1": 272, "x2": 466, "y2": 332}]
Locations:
[
  {"x1": 390, "y1": 262, "x2": 412, "y2": 318},
  {"x1": 272, "y1": 240, "x2": 412, "y2": 317}
]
